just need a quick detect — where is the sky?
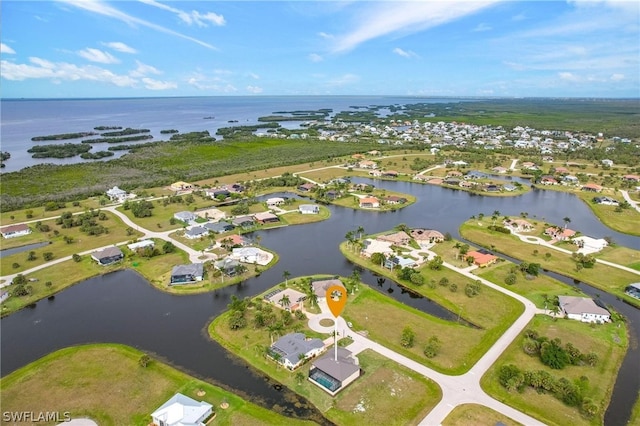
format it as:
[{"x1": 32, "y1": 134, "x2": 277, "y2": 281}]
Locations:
[{"x1": 1, "y1": 0, "x2": 639, "y2": 98}]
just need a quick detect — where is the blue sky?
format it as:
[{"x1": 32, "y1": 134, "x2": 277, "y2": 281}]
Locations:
[{"x1": 1, "y1": 1, "x2": 638, "y2": 98}]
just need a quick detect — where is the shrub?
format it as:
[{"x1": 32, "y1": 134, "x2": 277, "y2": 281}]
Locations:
[
  {"x1": 423, "y1": 336, "x2": 441, "y2": 358},
  {"x1": 504, "y1": 273, "x2": 517, "y2": 285},
  {"x1": 400, "y1": 326, "x2": 415, "y2": 348}
]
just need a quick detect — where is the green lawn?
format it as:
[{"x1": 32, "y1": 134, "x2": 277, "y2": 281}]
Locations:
[
  {"x1": 576, "y1": 192, "x2": 640, "y2": 237},
  {"x1": 481, "y1": 315, "x2": 627, "y2": 426},
  {"x1": 210, "y1": 290, "x2": 442, "y2": 426},
  {"x1": 0, "y1": 344, "x2": 315, "y2": 426},
  {"x1": 1, "y1": 212, "x2": 143, "y2": 274},
  {"x1": 442, "y1": 403, "x2": 523, "y2": 426},
  {"x1": 459, "y1": 219, "x2": 640, "y2": 307}
]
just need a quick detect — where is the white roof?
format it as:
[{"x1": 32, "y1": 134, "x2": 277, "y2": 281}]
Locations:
[
  {"x1": 151, "y1": 393, "x2": 212, "y2": 426},
  {"x1": 127, "y1": 240, "x2": 155, "y2": 250},
  {"x1": 558, "y1": 296, "x2": 609, "y2": 317}
]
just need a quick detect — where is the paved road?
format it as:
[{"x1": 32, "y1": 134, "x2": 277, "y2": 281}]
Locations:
[
  {"x1": 306, "y1": 254, "x2": 544, "y2": 426},
  {"x1": 620, "y1": 190, "x2": 640, "y2": 213}
]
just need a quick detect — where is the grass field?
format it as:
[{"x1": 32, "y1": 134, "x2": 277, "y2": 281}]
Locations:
[
  {"x1": 481, "y1": 315, "x2": 627, "y2": 426},
  {"x1": 459, "y1": 219, "x2": 640, "y2": 307},
  {"x1": 0, "y1": 211, "x2": 142, "y2": 274},
  {"x1": 442, "y1": 403, "x2": 523, "y2": 426},
  {"x1": 0, "y1": 198, "x2": 102, "y2": 225},
  {"x1": 0, "y1": 344, "x2": 315, "y2": 426},
  {"x1": 575, "y1": 191, "x2": 640, "y2": 237},
  {"x1": 210, "y1": 289, "x2": 442, "y2": 425}
]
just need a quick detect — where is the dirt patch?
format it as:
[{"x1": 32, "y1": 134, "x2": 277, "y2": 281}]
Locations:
[{"x1": 319, "y1": 318, "x2": 335, "y2": 327}]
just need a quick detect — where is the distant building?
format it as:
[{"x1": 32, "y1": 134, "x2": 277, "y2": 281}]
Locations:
[
  {"x1": 466, "y1": 250, "x2": 498, "y2": 267},
  {"x1": 0, "y1": 223, "x2": 31, "y2": 239},
  {"x1": 298, "y1": 204, "x2": 320, "y2": 214},
  {"x1": 105, "y1": 186, "x2": 129, "y2": 202}
]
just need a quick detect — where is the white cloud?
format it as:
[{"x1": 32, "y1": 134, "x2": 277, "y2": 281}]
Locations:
[
  {"x1": 392, "y1": 47, "x2": 418, "y2": 59},
  {"x1": 59, "y1": 0, "x2": 216, "y2": 49},
  {"x1": 138, "y1": 0, "x2": 225, "y2": 27},
  {"x1": 246, "y1": 72, "x2": 260, "y2": 80},
  {"x1": 331, "y1": 1, "x2": 500, "y2": 53},
  {"x1": 103, "y1": 41, "x2": 137, "y2": 54},
  {"x1": 327, "y1": 73, "x2": 360, "y2": 87},
  {"x1": 610, "y1": 73, "x2": 625, "y2": 81},
  {"x1": 308, "y1": 53, "x2": 323, "y2": 62},
  {"x1": 1, "y1": 57, "x2": 137, "y2": 87},
  {"x1": 77, "y1": 48, "x2": 120, "y2": 64},
  {"x1": 511, "y1": 12, "x2": 527, "y2": 21},
  {"x1": 473, "y1": 23, "x2": 492, "y2": 32},
  {"x1": 246, "y1": 85, "x2": 263, "y2": 94},
  {"x1": 141, "y1": 77, "x2": 176, "y2": 90},
  {"x1": 558, "y1": 71, "x2": 579, "y2": 82},
  {"x1": 130, "y1": 60, "x2": 161, "y2": 77},
  {"x1": 318, "y1": 32, "x2": 334, "y2": 39},
  {"x1": 187, "y1": 73, "x2": 237, "y2": 92},
  {"x1": 1, "y1": 43, "x2": 16, "y2": 54}
]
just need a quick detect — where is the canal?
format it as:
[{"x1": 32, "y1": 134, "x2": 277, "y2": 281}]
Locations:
[{"x1": 1, "y1": 179, "x2": 638, "y2": 424}]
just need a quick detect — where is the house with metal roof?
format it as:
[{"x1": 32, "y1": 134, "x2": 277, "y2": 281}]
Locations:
[
  {"x1": 558, "y1": 295, "x2": 610, "y2": 323},
  {"x1": 269, "y1": 333, "x2": 325, "y2": 370},
  {"x1": 150, "y1": 392, "x2": 213, "y2": 426},
  {"x1": 309, "y1": 348, "x2": 361, "y2": 396},
  {"x1": 170, "y1": 263, "x2": 204, "y2": 285}
]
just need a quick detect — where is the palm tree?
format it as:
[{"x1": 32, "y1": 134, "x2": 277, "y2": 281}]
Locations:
[
  {"x1": 283, "y1": 270, "x2": 291, "y2": 285},
  {"x1": 492, "y1": 210, "x2": 501, "y2": 226},
  {"x1": 280, "y1": 294, "x2": 291, "y2": 309},
  {"x1": 563, "y1": 216, "x2": 571, "y2": 229},
  {"x1": 345, "y1": 230, "x2": 355, "y2": 251},
  {"x1": 356, "y1": 225, "x2": 365, "y2": 240}
]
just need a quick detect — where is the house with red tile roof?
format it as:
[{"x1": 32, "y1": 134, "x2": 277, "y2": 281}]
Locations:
[
  {"x1": 359, "y1": 196, "x2": 380, "y2": 209},
  {"x1": 466, "y1": 251, "x2": 498, "y2": 267},
  {"x1": 581, "y1": 183, "x2": 602, "y2": 192},
  {"x1": 0, "y1": 223, "x2": 31, "y2": 239}
]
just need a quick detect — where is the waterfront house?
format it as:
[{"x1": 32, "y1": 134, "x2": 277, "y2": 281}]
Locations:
[
  {"x1": 299, "y1": 204, "x2": 320, "y2": 214},
  {"x1": 625, "y1": 283, "x2": 640, "y2": 299},
  {"x1": 309, "y1": 348, "x2": 361, "y2": 396},
  {"x1": 503, "y1": 219, "x2": 533, "y2": 232},
  {"x1": 359, "y1": 197, "x2": 380, "y2": 209},
  {"x1": 265, "y1": 288, "x2": 307, "y2": 311},
  {"x1": 91, "y1": 246, "x2": 123, "y2": 266},
  {"x1": 266, "y1": 197, "x2": 285, "y2": 207},
  {"x1": 581, "y1": 183, "x2": 602, "y2": 193},
  {"x1": 558, "y1": 296, "x2": 610, "y2": 323},
  {"x1": 105, "y1": 186, "x2": 129, "y2": 203},
  {"x1": 216, "y1": 234, "x2": 246, "y2": 248},
  {"x1": 150, "y1": 392, "x2": 213, "y2": 426},
  {"x1": 311, "y1": 278, "x2": 346, "y2": 300},
  {"x1": 0, "y1": 223, "x2": 32, "y2": 239},
  {"x1": 382, "y1": 170, "x2": 399, "y2": 178},
  {"x1": 384, "y1": 256, "x2": 417, "y2": 269},
  {"x1": 466, "y1": 251, "x2": 498, "y2": 268},
  {"x1": 360, "y1": 239, "x2": 394, "y2": 258},
  {"x1": 269, "y1": 333, "x2": 325, "y2": 370},
  {"x1": 174, "y1": 211, "x2": 198, "y2": 223},
  {"x1": 540, "y1": 176, "x2": 558, "y2": 185},
  {"x1": 376, "y1": 231, "x2": 411, "y2": 246},
  {"x1": 298, "y1": 183, "x2": 316, "y2": 192},
  {"x1": 254, "y1": 212, "x2": 280, "y2": 224},
  {"x1": 593, "y1": 196, "x2": 619, "y2": 206},
  {"x1": 231, "y1": 247, "x2": 267, "y2": 264},
  {"x1": 214, "y1": 257, "x2": 241, "y2": 276},
  {"x1": 410, "y1": 228, "x2": 444, "y2": 244},
  {"x1": 195, "y1": 208, "x2": 226, "y2": 222},
  {"x1": 170, "y1": 263, "x2": 204, "y2": 285},
  {"x1": 503, "y1": 184, "x2": 517, "y2": 192},
  {"x1": 573, "y1": 236, "x2": 608, "y2": 253},
  {"x1": 492, "y1": 166, "x2": 508, "y2": 174},
  {"x1": 545, "y1": 226, "x2": 576, "y2": 241},
  {"x1": 384, "y1": 195, "x2": 407, "y2": 205},
  {"x1": 232, "y1": 216, "x2": 255, "y2": 229}
]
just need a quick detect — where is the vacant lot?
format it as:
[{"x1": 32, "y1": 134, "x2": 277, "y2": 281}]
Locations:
[{"x1": 0, "y1": 344, "x2": 313, "y2": 426}]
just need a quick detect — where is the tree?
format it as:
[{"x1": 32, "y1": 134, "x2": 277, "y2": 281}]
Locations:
[
  {"x1": 27, "y1": 251, "x2": 37, "y2": 261},
  {"x1": 371, "y1": 252, "x2": 386, "y2": 267},
  {"x1": 540, "y1": 340, "x2": 570, "y2": 369},
  {"x1": 139, "y1": 354, "x2": 151, "y2": 367},
  {"x1": 563, "y1": 216, "x2": 571, "y2": 229},
  {"x1": 280, "y1": 294, "x2": 291, "y2": 309},
  {"x1": 400, "y1": 326, "x2": 415, "y2": 348},
  {"x1": 162, "y1": 241, "x2": 176, "y2": 253},
  {"x1": 282, "y1": 270, "x2": 291, "y2": 285},
  {"x1": 72, "y1": 253, "x2": 82, "y2": 263},
  {"x1": 356, "y1": 225, "x2": 365, "y2": 240},
  {"x1": 295, "y1": 371, "x2": 306, "y2": 385},
  {"x1": 465, "y1": 281, "x2": 481, "y2": 297},
  {"x1": 428, "y1": 255, "x2": 443, "y2": 270},
  {"x1": 12, "y1": 262, "x2": 20, "y2": 269},
  {"x1": 344, "y1": 231, "x2": 355, "y2": 251},
  {"x1": 228, "y1": 310, "x2": 247, "y2": 330},
  {"x1": 423, "y1": 336, "x2": 441, "y2": 358},
  {"x1": 438, "y1": 277, "x2": 449, "y2": 287},
  {"x1": 12, "y1": 274, "x2": 27, "y2": 286},
  {"x1": 504, "y1": 273, "x2": 517, "y2": 285},
  {"x1": 43, "y1": 252, "x2": 54, "y2": 261},
  {"x1": 410, "y1": 273, "x2": 424, "y2": 286}
]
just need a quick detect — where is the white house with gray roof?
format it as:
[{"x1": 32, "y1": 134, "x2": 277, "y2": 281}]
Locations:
[
  {"x1": 184, "y1": 226, "x2": 208, "y2": 239},
  {"x1": 269, "y1": 332, "x2": 325, "y2": 370},
  {"x1": 150, "y1": 392, "x2": 213, "y2": 426},
  {"x1": 174, "y1": 211, "x2": 198, "y2": 223},
  {"x1": 558, "y1": 295, "x2": 610, "y2": 323},
  {"x1": 298, "y1": 204, "x2": 320, "y2": 214},
  {"x1": 309, "y1": 347, "x2": 361, "y2": 396},
  {"x1": 170, "y1": 263, "x2": 204, "y2": 284}
]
